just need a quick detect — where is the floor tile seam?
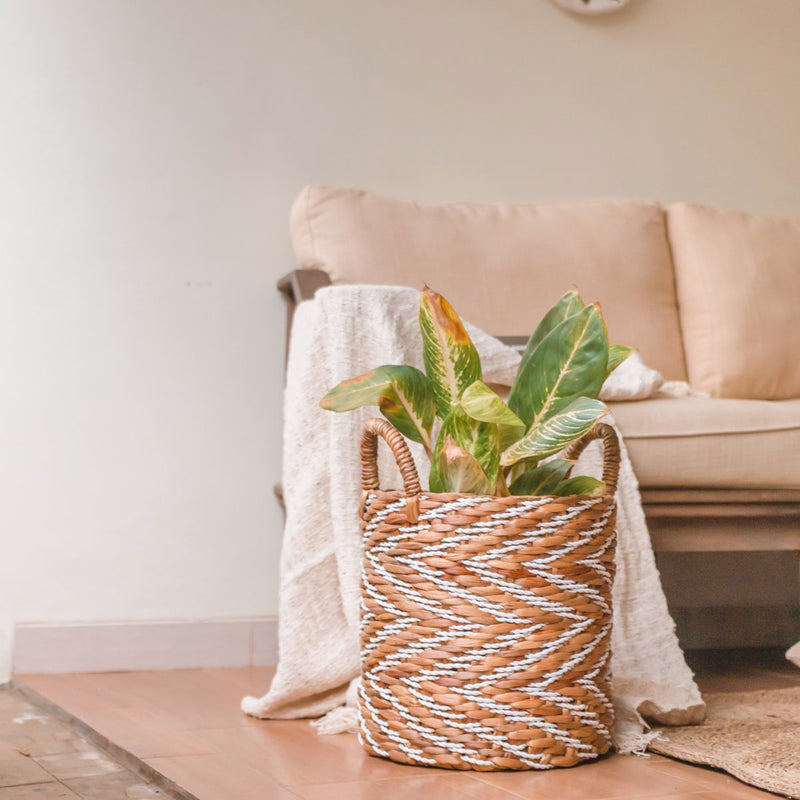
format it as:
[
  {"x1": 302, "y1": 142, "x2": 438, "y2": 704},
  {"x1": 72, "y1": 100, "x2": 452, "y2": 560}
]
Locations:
[
  {"x1": 468, "y1": 770, "x2": 708, "y2": 800},
  {"x1": 455, "y1": 771, "x2": 542, "y2": 800},
  {"x1": 142, "y1": 754, "x2": 292, "y2": 795},
  {"x1": 635, "y1": 758, "x2": 742, "y2": 787},
  {"x1": 274, "y1": 773, "x2": 475, "y2": 789},
  {"x1": 129, "y1": 748, "x2": 222, "y2": 761},
  {"x1": 279, "y1": 787, "x2": 306, "y2": 800},
  {"x1": 276, "y1": 774, "x2": 528, "y2": 798},
  {"x1": 11, "y1": 681, "x2": 200, "y2": 800},
  {"x1": 446, "y1": 774, "x2": 554, "y2": 800},
  {"x1": 0, "y1": 779, "x2": 56, "y2": 790},
  {"x1": 645, "y1": 772, "x2": 775, "y2": 797},
  {"x1": 191, "y1": 722, "x2": 271, "y2": 732},
  {"x1": 33, "y1": 758, "x2": 129, "y2": 773},
  {"x1": 654, "y1": 794, "x2": 769, "y2": 799},
  {"x1": 645, "y1": 760, "x2": 734, "y2": 783},
  {"x1": 50, "y1": 773, "x2": 92, "y2": 797},
  {"x1": 15, "y1": 705, "x2": 225, "y2": 758},
  {"x1": 31, "y1": 758, "x2": 129, "y2": 778},
  {"x1": 363, "y1": 770, "x2": 557, "y2": 799},
  {"x1": 468, "y1": 768, "x2": 582, "y2": 792}
]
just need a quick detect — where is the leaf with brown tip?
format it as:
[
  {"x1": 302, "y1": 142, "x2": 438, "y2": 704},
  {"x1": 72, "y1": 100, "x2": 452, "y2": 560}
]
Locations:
[
  {"x1": 419, "y1": 287, "x2": 482, "y2": 420},
  {"x1": 434, "y1": 435, "x2": 493, "y2": 494},
  {"x1": 429, "y1": 406, "x2": 500, "y2": 492},
  {"x1": 320, "y1": 365, "x2": 435, "y2": 454}
]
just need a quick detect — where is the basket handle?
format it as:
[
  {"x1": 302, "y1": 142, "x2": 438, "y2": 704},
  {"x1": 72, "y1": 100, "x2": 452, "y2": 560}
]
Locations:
[
  {"x1": 561, "y1": 422, "x2": 621, "y2": 494},
  {"x1": 360, "y1": 418, "x2": 422, "y2": 521}
]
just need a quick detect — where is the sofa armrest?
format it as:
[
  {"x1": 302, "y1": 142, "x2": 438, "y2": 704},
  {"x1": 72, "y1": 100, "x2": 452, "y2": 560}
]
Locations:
[
  {"x1": 277, "y1": 269, "x2": 332, "y2": 358},
  {"x1": 277, "y1": 268, "x2": 332, "y2": 303}
]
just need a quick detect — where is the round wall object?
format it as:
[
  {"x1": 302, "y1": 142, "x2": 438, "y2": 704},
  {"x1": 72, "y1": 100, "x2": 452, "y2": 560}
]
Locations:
[{"x1": 551, "y1": 0, "x2": 632, "y2": 15}]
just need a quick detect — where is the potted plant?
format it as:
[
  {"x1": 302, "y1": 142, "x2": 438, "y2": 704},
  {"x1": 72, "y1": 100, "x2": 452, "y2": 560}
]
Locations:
[
  {"x1": 321, "y1": 287, "x2": 630, "y2": 771},
  {"x1": 322, "y1": 287, "x2": 631, "y2": 497}
]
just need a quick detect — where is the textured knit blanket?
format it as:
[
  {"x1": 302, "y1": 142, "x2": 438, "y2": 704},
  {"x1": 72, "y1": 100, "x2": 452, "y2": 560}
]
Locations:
[{"x1": 242, "y1": 285, "x2": 706, "y2": 753}]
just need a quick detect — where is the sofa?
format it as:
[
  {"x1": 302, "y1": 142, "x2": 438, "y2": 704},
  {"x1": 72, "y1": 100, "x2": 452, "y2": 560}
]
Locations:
[{"x1": 279, "y1": 186, "x2": 800, "y2": 565}]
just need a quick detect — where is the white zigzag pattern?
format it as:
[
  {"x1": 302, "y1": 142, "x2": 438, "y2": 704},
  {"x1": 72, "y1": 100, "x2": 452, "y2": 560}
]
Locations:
[{"x1": 360, "y1": 492, "x2": 615, "y2": 767}]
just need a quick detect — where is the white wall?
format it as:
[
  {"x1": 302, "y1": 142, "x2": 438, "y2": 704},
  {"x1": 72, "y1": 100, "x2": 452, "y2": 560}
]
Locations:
[{"x1": 3, "y1": 0, "x2": 800, "y2": 663}]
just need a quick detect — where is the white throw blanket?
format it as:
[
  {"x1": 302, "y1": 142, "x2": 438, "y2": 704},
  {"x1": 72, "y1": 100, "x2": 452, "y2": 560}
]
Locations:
[{"x1": 242, "y1": 285, "x2": 706, "y2": 752}]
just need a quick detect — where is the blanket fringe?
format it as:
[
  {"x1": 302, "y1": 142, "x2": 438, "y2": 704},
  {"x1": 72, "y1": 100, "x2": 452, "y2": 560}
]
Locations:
[
  {"x1": 614, "y1": 728, "x2": 663, "y2": 756},
  {"x1": 312, "y1": 704, "x2": 358, "y2": 735}
]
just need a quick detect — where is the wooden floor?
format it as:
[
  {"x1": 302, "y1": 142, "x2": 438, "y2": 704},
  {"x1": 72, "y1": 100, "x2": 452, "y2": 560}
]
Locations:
[{"x1": 16, "y1": 649, "x2": 800, "y2": 800}]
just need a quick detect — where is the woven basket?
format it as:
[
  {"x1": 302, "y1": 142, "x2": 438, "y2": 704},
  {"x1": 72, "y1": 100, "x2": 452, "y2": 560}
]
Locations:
[{"x1": 357, "y1": 417, "x2": 620, "y2": 771}]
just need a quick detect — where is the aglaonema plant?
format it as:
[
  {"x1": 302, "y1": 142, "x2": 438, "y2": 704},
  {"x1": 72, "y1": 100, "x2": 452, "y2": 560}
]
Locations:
[{"x1": 320, "y1": 287, "x2": 633, "y2": 497}]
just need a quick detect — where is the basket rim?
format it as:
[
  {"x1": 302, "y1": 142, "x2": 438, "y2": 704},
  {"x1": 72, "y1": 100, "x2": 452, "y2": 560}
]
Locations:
[{"x1": 363, "y1": 487, "x2": 615, "y2": 501}]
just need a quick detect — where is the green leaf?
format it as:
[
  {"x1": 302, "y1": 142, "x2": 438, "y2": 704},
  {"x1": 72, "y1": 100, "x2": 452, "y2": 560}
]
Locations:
[
  {"x1": 509, "y1": 291, "x2": 585, "y2": 424},
  {"x1": 553, "y1": 476, "x2": 606, "y2": 497},
  {"x1": 500, "y1": 397, "x2": 607, "y2": 467},
  {"x1": 607, "y1": 344, "x2": 635, "y2": 376},
  {"x1": 320, "y1": 365, "x2": 435, "y2": 453},
  {"x1": 430, "y1": 406, "x2": 500, "y2": 492},
  {"x1": 433, "y1": 435, "x2": 493, "y2": 494},
  {"x1": 508, "y1": 304, "x2": 609, "y2": 429},
  {"x1": 460, "y1": 380, "x2": 525, "y2": 450},
  {"x1": 508, "y1": 458, "x2": 574, "y2": 496},
  {"x1": 419, "y1": 287, "x2": 482, "y2": 419},
  {"x1": 524, "y1": 289, "x2": 585, "y2": 355},
  {"x1": 506, "y1": 457, "x2": 541, "y2": 485}
]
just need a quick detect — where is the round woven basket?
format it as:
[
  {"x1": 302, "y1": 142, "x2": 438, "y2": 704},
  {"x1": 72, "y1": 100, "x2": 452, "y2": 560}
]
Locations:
[{"x1": 357, "y1": 417, "x2": 620, "y2": 771}]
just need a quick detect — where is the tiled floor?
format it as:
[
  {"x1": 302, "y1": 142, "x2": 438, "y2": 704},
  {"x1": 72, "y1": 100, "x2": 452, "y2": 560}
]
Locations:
[
  {"x1": 0, "y1": 686, "x2": 166, "y2": 798},
  {"x1": 14, "y1": 649, "x2": 800, "y2": 800}
]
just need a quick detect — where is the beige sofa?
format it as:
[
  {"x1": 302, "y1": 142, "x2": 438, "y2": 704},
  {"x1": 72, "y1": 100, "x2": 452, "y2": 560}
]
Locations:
[{"x1": 279, "y1": 185, "x2": 800, "y2": 559}]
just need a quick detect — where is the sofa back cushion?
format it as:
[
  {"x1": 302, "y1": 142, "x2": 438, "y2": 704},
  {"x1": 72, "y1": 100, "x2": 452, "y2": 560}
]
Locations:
[
  {"x1": 669, "y1": 202, "x2": 800, "y2": 399},
  {"x1": 290, "y1": 186, "x2": 687, "y2": 381}
]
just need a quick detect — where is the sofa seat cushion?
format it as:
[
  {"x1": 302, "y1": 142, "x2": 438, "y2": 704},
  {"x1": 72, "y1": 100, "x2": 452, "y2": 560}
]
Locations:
[
  {"x1": 668, "y1": 202, "x2": 800, "y2": 399},
  {"x1": 291, "y1": 185, "x2": 688, "y2": 381},
  {"x1": 609, "y1": 398, "x2": 800, "y2": 489}
]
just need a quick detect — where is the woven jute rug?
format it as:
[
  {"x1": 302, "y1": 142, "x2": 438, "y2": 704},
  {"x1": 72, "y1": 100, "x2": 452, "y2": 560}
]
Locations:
[{"x1": 648, "y1": 686, "x2": 800, "y2": 798}]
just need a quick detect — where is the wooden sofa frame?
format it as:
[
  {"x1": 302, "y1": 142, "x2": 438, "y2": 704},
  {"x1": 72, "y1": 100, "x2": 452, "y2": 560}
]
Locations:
[{"x1": 279, "y1": 269, "x2": 800, "y2": 555}]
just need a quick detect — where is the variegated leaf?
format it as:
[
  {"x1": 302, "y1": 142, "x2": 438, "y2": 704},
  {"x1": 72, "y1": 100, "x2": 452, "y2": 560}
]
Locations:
[
  {"x1": 434, "y1": 435, "x2": 493, "y2": 494},
  {"x1": 430, "y1": 406, "x2": 499, "y2": 491},
  {"x1": 419, "y1": 286, "x2": 482, "y2": 419},
  {"x1": 320, "y1": 365, "x2": 435, "y2": 454},
  {"x1": 508, "y1": 304, "x2": 609, "y2": 428},
  {"x1": 500, "y1": 397, "x2": 607, "y2": 466},
  {"x1": 460, "y1": 380, "x2": 525, "y2": 450},
  {"x1": 523, "y1": 289, "x2": 585, "y2": 355},
  {"x1": 553, "y1": 476, "x2": 606, "y2": 497},
  {"x1": 508, "y1": 458, "x2": 574, "y2": 496},
  {"x1": 607, "y1": 344, "x2": 635, "y2": 376},
  {"x1": 509, "y1": 291, "x2": 585, "y2": 422}
]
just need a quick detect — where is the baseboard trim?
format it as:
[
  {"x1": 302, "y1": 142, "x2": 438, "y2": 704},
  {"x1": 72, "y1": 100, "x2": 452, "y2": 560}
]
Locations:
[
  {"x1": 673, "y1": 605, "x2": 800, "y2": 650},
  {"x1": 17, "y1": 608, "x2": 795, "y2": 673},
  {"x1": 13, "y1": 618, "x2": 278, "y2": 674}
]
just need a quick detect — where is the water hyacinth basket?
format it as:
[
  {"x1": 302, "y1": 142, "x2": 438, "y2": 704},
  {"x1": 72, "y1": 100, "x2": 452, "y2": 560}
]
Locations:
[{"x1": 357, "y1": 417, "x2": 620, "y2": 771}]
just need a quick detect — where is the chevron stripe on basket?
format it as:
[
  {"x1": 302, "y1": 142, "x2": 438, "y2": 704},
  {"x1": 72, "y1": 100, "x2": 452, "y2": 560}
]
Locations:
[{"x1": 358, "y1": 489, "x2": 617, "y2": 771}]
